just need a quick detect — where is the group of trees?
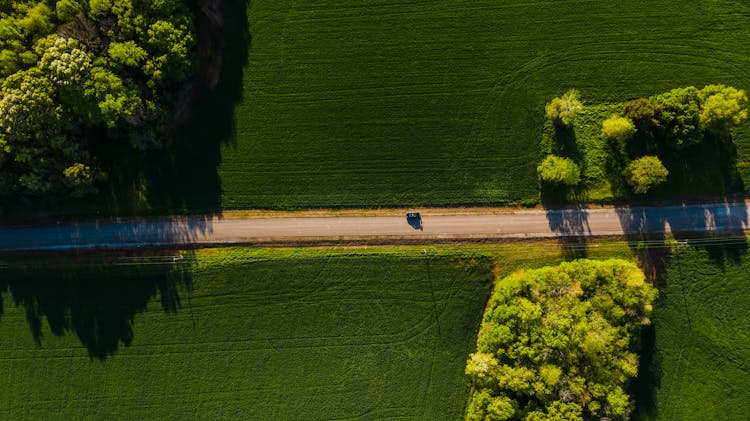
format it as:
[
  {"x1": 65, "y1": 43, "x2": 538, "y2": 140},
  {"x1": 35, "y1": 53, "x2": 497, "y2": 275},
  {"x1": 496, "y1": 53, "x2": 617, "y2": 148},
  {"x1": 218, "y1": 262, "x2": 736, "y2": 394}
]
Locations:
[
  {"x1": 465, "y1": 259, "x2": 657, "y2": 421},
  {"x1": 539, "y1": 85, "x2": 748, "y2": 195},
  {"x1": 538, "y1": 90, "x2": 582, "y2": 187},
  {"x1": 609, "y1": 85, "x2": 747, "y2": 193},
  {"x1": 0, "y1": 0, "x2": 195, "y2": 199}
]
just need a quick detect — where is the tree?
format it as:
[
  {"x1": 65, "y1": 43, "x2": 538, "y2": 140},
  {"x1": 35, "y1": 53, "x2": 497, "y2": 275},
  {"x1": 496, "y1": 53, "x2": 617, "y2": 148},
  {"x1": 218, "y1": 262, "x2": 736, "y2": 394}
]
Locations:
[
  {"x1": 525, "y1": 401, "x2": 583, "y2": 421},
  {"x1": 623, "y1": 97, "x2": 661, "y2": 131},
  {"x1": 601, "y1": 114, "x2": 635, "y2": 145},
  {"x1": 63, "y1": 162, "x2": 98, "y2": 197},
  {"x1": 55, "y1": 0, "x2": 83, "y2": 22},
  {"x1": 38, "y1": 36, "x2": 92, "y2": 86},
  {"x1": 652, "y1": 86, "x2": 703, "y2": 148},
  {"x1": 0, "y1": 0, "x2": 197, "y2": 201},
  {"x1": 545, "y1": 90, "x2": 583, "y2": 126},
  {"x1": 699, "y1": 84, "x2": 748, "y2": 129},
  {"x1": 108, "y1": 41, "x2": 148, "y2": 68},
  {"x1": 537, "y1": 155, "x2": 580, "y2": 186},
  {"x1": 466, "y1": 259, "x2": 657, "y2": 420},
  {"x1": 623, "y1": 155, "x2": 668, "y2": 194}
]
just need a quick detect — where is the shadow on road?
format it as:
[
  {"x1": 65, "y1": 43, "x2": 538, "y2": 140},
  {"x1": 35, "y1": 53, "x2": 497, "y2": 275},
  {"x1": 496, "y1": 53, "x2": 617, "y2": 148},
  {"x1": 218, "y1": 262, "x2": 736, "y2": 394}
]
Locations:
[
  {"x1": 615, "y1": 197, "x2": 748, "y2": 275},
  {"x1": 0, "y1": 215, "x2": 216, "y2": 250},
  {"x1": 544, "y1": 201, "x2": 591, "y2": 260},
  {"x1": 618, "y1": 196, "x2": 748, "y2": 420},
  {"x1": 0, "y1": 251, "x2": 194, "y2": 359}
]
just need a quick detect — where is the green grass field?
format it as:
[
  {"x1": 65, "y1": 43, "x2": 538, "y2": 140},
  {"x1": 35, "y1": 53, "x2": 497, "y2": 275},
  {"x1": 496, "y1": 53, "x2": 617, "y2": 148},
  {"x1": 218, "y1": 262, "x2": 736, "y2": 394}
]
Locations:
[
  {"x1": 0, "y1": 248, "x2": 493, "y2": 419},
  {"x1": 217, "y1": 0, "x2": 750, "y2": 209},
  {"x1": 634, "y1": 244, "x2": 750, "y2": 420}
]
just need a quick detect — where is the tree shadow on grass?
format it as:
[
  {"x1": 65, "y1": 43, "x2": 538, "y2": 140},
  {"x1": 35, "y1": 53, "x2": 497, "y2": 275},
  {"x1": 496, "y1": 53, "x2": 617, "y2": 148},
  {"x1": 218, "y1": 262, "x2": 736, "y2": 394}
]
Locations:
[
  {"x1": 649, "y1": 130, "x2": 744, "y2": 199},
  {"x1": 101, "y1": 0, "x2": 251, "y2": 216},
  {"x1": 0, "y1": 251, "x2": 194, "y2": 359},
  {"x1": 616, "y1": 198, "x2": 748, "y2": 420}
]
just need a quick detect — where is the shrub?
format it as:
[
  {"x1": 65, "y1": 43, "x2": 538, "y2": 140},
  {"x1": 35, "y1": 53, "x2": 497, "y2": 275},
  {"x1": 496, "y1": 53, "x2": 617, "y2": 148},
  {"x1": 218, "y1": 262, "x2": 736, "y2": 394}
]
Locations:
[
  {"x1": 537, "y1": 155, "x2": 580, "y2": 186},
  {"x1": 601, "y1": 114, "x2": 636, "y2": 144},
  {"x1": 652, "y1": 86, "x2": 703, "y2": 149},
  {"x1": 699, "y1": 84, "x2": 748, "y2": 128},
  {"x1": 623, "y1": 97, "x2": 661, "y2": 131},
  {"x1": 545, "y1": 89, "x2": 582, "y2": 126},
  {"x1": 623, "y1": 155, "x2": 669, "y2": 194}
]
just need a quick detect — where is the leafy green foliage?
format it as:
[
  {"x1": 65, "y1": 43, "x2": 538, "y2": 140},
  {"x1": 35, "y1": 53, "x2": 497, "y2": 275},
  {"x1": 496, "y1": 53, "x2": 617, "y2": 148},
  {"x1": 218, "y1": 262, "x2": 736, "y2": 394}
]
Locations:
[
  {"x1": 545, "y1": 90, "x2": 583, "y2": 126},
  {"x1": 651, "y1": 86, "x2": 703, "y2": 149},
  {"x1": 466, "y1": 259, "x2": 657, "y2": 420},
  {"x1": 0, "y1": 0, "x2": 195, "y2": 199},
  {"x1": 699, "y1": 84, "x2": 748, "y2": 129},
  {"x1": 623, "y1": 156, "x2": 668, "y2": 194},
  {"x1": 537, "y1": 155, "x2": 581, "y2": 186},
  {"x1": 623, "y1": 98, "x2": 661, "y2": 132},
  {"x1": 601, "y1": 114, "x2": 635, "y2": 145}
]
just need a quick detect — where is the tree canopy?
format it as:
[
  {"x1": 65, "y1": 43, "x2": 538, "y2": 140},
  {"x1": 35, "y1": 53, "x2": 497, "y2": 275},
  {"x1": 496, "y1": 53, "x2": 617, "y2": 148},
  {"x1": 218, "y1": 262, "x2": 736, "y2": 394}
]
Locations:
[
  {"x1": 623, "y1": 155, "x2": 669, "y2": 194},
  {"x1": 537, "y1": 155, "x2": 580, "y2": 186},
  {"x1": 651, "y1": 86, "x2": 703, "y2": 149},
  {"x1": 601, "y1": 115, "x2": 635, "y2": 144},
  {"x1": 698, "y1": 84, "x2": 748, "y2": 129},
  {"x1": 466, "y1": 259, "x2": 657, "y2": 421},
  {"x1": 0, "y1": 0, "x2": 195, "y2": 199},
  {"x1": 545, "y1": 90, "x2": 582, "y2": 126},
  {"x1": 622, "y1": 98, "x2": 660, "y2": 132}
]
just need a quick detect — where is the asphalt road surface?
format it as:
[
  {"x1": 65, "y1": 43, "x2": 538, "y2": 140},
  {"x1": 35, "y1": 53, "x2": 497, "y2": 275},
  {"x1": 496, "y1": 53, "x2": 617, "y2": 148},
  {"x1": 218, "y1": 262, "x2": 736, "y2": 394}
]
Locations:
[{"x1": 0, "y1": 202, "x2": 747, "y2": 251}]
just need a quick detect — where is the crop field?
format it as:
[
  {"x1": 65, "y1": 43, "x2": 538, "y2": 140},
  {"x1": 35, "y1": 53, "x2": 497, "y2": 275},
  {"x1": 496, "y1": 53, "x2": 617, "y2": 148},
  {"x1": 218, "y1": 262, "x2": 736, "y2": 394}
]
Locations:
[
  {"x1": 0, "y1": 248, "x2": 493, "y2": 419},
  {"x1": 216, "y1": 0, "x2": 750, "y2": 209},
  {"x1": 634, "y1": 244, "x2": 750, "y2": 420}
]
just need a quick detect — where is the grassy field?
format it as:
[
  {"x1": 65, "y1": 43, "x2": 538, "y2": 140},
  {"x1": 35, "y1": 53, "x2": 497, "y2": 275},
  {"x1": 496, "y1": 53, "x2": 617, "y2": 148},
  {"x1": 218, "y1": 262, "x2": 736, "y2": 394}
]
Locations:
[
  {"x1": 634, "y1": 244, "x2": 750, "y2": 420},
  {"x1": 216, "y1": 0, "x2": 750, "y2": 209},
  {"x1": 0, "y1": 242, "x2": 638, "y2": 419},
  {"x1": 0, "y1": 248, "x2": 493, "y2": 419}
]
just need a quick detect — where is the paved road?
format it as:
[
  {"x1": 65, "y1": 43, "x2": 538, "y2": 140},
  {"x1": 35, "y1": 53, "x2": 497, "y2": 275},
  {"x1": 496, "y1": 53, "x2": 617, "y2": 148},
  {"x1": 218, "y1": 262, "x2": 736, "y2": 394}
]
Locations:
[{"x1": 0, "y1": 202, "x2": 747, "y2": 251}]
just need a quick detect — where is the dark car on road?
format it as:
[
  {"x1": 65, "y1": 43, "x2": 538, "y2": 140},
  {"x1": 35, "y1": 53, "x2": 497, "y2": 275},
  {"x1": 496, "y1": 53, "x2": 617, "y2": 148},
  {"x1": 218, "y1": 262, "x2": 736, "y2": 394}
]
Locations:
[{"x1": 406, "y1": 212, "x2": 422, "y2": 230}]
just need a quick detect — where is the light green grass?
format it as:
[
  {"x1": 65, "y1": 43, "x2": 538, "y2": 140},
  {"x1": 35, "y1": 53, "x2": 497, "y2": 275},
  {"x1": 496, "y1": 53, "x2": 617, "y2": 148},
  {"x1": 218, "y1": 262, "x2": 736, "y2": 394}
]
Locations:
[
  {"x1": 219, "y1": 0, "x2": 750, "y2": 209},
  {"x1": 634, "y1": 244, "x2": 750, "y2": 420}
]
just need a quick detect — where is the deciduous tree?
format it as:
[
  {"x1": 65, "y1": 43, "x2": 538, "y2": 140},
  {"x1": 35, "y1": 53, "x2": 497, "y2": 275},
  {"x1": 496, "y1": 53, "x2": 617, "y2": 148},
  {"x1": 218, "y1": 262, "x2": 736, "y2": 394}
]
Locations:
[
  {"x1": 652, "y1": 86, "x2": 703, "y2": 148},
  {"x1": 623, "y1": 155, "x2": 668, "y2": 194},
  {"x1": 623, "y1": 97, "x2": 661, "y2": 131},
  {"x1": 601, "y1": 114, "x2": 635, "y2": 146},
  {"x1": 466, "y1": 259, "x2": 657, "y2": 420},
  {"x1": 545, "y1": 90, "x2": 583, "y2": 126},
  {"x1": 699, "y1": 84, "x2": 748, "y2": 129},
  {"x1": 537, "y1": 155, "x2": 580, "y2": 186}
]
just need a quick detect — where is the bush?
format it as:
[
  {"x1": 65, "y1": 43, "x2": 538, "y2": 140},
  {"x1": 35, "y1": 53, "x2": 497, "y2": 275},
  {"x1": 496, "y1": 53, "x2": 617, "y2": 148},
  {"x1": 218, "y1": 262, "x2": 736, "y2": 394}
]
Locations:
[
  {"x1": 652, "y1": 86, "x2": 703, "y2": 149},
  {"x1": 699, "y1": 84, "x2": 748, "y2": 128},
  {"x1": 545, "y1": 89, "x2": 582, "y2": 126},
  {"x1": 623, "y1": 155, "x2": 669, "y2": 194},
  {"x1": 601, "y1": 114, "x2": 636, "y2": 144},
  {"x1": 465, "y1": 259, "x2": 657, "y2": 420},
  {"x1": 623, "y1": 97, "x2": 661, "y2": 131},
  {"x1": 537, "y1": 155, "x2": 580, "y2": 186}
]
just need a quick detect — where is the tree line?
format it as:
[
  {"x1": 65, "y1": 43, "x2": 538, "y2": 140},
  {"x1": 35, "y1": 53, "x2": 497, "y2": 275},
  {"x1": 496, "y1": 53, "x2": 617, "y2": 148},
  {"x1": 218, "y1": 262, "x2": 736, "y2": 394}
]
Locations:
[
  {"x1": 0, "y1": 0, "x2": 195, "y2": 200},
  {"x1": 539, "y1": 85, "x2": 748, "y2": 195}
]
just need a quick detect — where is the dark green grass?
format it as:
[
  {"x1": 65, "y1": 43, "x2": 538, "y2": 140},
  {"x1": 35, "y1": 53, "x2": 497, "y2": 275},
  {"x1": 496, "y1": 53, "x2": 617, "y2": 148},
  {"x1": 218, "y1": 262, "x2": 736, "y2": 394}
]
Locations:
[
  {"x1": 0, "y1": 249, "x2": 492, "y2": 419},
  {"x1": 218, "y1": 0, "x2": 750, "y2": 208},
  {"x1": 634, "y1": 245, "x2": 750, "y2": 420}
]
